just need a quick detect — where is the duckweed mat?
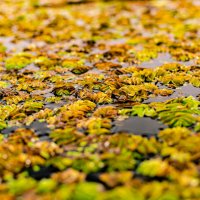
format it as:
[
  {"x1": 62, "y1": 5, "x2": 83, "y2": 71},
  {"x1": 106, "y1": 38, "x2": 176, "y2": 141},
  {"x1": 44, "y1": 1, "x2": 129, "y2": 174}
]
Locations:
[{"x1": 0, "y1": 0, "x2": 200, "y2": 199}]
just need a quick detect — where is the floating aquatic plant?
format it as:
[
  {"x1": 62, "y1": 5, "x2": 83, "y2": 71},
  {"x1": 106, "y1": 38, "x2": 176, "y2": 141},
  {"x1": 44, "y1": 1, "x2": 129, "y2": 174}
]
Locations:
[
  {"x1": 0, "y1": 0, "x2": 199, "y2": 199},
  {"x1": 119, "y1": 104, "x2": 156, "y2": 117},
  {"x1": 5, "y1": 53, "x2": 32, "y2": 70},
  {"x1": 137, "y1": 158, "x2": 170, "y2": 178}
]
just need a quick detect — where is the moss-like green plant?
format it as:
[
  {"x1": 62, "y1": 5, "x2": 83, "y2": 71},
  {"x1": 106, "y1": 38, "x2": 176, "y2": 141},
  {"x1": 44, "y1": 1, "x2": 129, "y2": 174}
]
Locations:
[
  {"x1": 5, "y1": 53, "x2": 32, "y2": 70},
  {"x1": 0, "y1": 120, "x2": 7, "y2": 130},
  {"x1": 62, "y1": 59, "x2": 84, "y2": 69},
  {"x1": 36, "y1": 179, "x2": 57, "y2": 194},
  {"x1": 135, "y1": 50, "x2": 158, "y2": 62},
  {"x1": 7, "y1": 176, "x2": 36, "y2": 195},
  {"x1": 50, "y1": 128, "x2": 83, "y2": 145},
  {"x1": 137, "y1": 158, "x2": 170, "y2": 177},
  {"x1": 73, "y1": 182, "x2": 102, "y2": 200},
  {"x1": 0, "y1": 43, "x2": 6, "y2": 53},
  {"x1": 23, "y1": 101, "x2": 44, "y2": 112},
  {"x1": 0, "y1": 81, "x2": 9, "y2": 88}
]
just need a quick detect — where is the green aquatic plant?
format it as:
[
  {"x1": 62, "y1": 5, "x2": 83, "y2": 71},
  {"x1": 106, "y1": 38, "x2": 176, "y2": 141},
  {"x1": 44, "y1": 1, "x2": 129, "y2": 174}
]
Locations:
[
  {"x1": 114, "y1": 83, "x2": 157, "y2": 102},
  {"x1": 158, "y1": 127, "x2": 192, "y2": 146},
  {"x1": 158, "y1": 111, "x2": 196, "y2": 127},
  {"x1": 99, "y1": 171, "x2": 133, "y2": 188},
  {"x1": 119, "y1": 104, "x2": 156, "y2": 117},
  {"x1": 79, "y1": 90, "x2": 112, "y2": 104},
  {"x1": 34, "y1": 56, "x2": 55, "y2": 68},
  {"x1": 194, "y1": 123, "x2": 200, "y2": 132},
  {"x1": 119, "y1": 97, "x2": 200, "y2": 128},
  {"x1": 0, "y1": 0, "x2": 200, "y2": 198},
  {"x1": 72, "y1": 156, "x2": 104, "y2": 173},
  {"x1": 81, "y1": 117, "x2": 111, "y2": 135},
  {"x1": 23, "y1": 101, "x2": 44, "y2": 112},
  {"x1": 45, "y1": 96, "x2": 61, "y2": 103},
  {"x1": 0, "y1": 120, "x2": 7, "y2": 130},
  {"x1": 155, "y1": 97, "x2": 200, "y2": 127},
  {"x1": 62, "y1": 59, "x2": 85, "y2": 69},
  {"x1": 7, "y1": 176, "x2": 36, "y2": 195},
  {"x1": 0, "y1": 81, "x2": 9, "y2": 88},
  {"x1": 53, "y1": 84, "x2": 75, "y2": 96},
  {"x1": 50, "y1": 128, "x2": 83, "y2": 145},
  {"x1": 0, "y1": 43, "x2": 6, "y2": 53},
  {"x1": 73, "y1": 182, "x2": 102, "y2": 200},
  {"x1": 159, "y1": 74, "x2": 186, "y2": 87},
  {"x1": 71, "y1": 65, "x2": 90, "y2": 74},
  {"x1": 103, "y1": 150, "x2": 136, "y2": 171},
  {"x1": 137, "y1": 158, "x2": 170, "y2": 178},
  {"x1": 36, "y1": 179, "x2": 57, "y2": 194},
  {"x1": 5, "y1": 53, "x2": 32, "y2": 70},
  {"x1": 93, "y1": 106, "x2": 117, "y2": 119},
  {"x1": 98, "y1": 187, "x2": 144, "y2": 200},
  {"x1": 190, "y1": 77, "x2": 200, "y2": 87},
  {"x1": 135, "y1": 50, "x2": 158, "y2": 62}
]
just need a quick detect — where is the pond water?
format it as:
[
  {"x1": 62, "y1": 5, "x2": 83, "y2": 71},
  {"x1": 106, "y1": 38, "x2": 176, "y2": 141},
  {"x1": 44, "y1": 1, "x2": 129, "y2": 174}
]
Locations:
[
  {"x1": 112, "y1": 117, "x2": 167, "y2": 136},
  {"x1": 143, "y1": 84, "x2": 200, "y2": 103},
  {"x1": 137, "y1": 53, "x2": 196, "y2": 69},
  {"x1": 1, "y1": 120, "x2": 51, "y2": 141}
]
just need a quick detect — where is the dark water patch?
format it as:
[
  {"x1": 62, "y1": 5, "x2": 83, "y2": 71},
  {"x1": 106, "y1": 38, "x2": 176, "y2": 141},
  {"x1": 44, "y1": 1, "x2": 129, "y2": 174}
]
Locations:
[
  {"x1": 27, "y1": 165, "x2": 58, "y2": 180},
  {"x1": 2, "y1": 120, "x2": 50, "y2": 137},
  {"x1": 134, "y1": 173, "x2": 168, "y2": 182},
  {"x1": 86, "y1": 173, "x2": 102, "y2": 183},
  {"x1": 86, "y1": 171, "x2": 166, "y2": 186},
  {"x1": 1, "y1": 121, "x2": 51, "y2": 141},
  {"x1": 28, "y1": 120, "x2": 50, "y2": 137},
  {"x1": 1, "y1": 126, "x2": 19, "y2": 135},
  {"x1": 177, "y1": 84, "x2": 200, "y2": 97},
  {"x1": 44, "y1": 101, "x2": 66, "y2": 109},
  {"x1": 112, "y1": 117, "x2": 167, "y2": 136},
  {"x1": 143, "y1": 96, "x2": 172, "y2": 103},
  {"x1": 39, "y1": 135, "x2": 52, "y2": 142}
]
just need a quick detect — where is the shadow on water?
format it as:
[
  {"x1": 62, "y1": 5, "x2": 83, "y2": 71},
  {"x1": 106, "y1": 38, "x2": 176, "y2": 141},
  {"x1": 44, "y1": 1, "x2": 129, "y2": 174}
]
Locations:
[{"x1": 112, "y1": 117, "x2": 167, "y2": 136}]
